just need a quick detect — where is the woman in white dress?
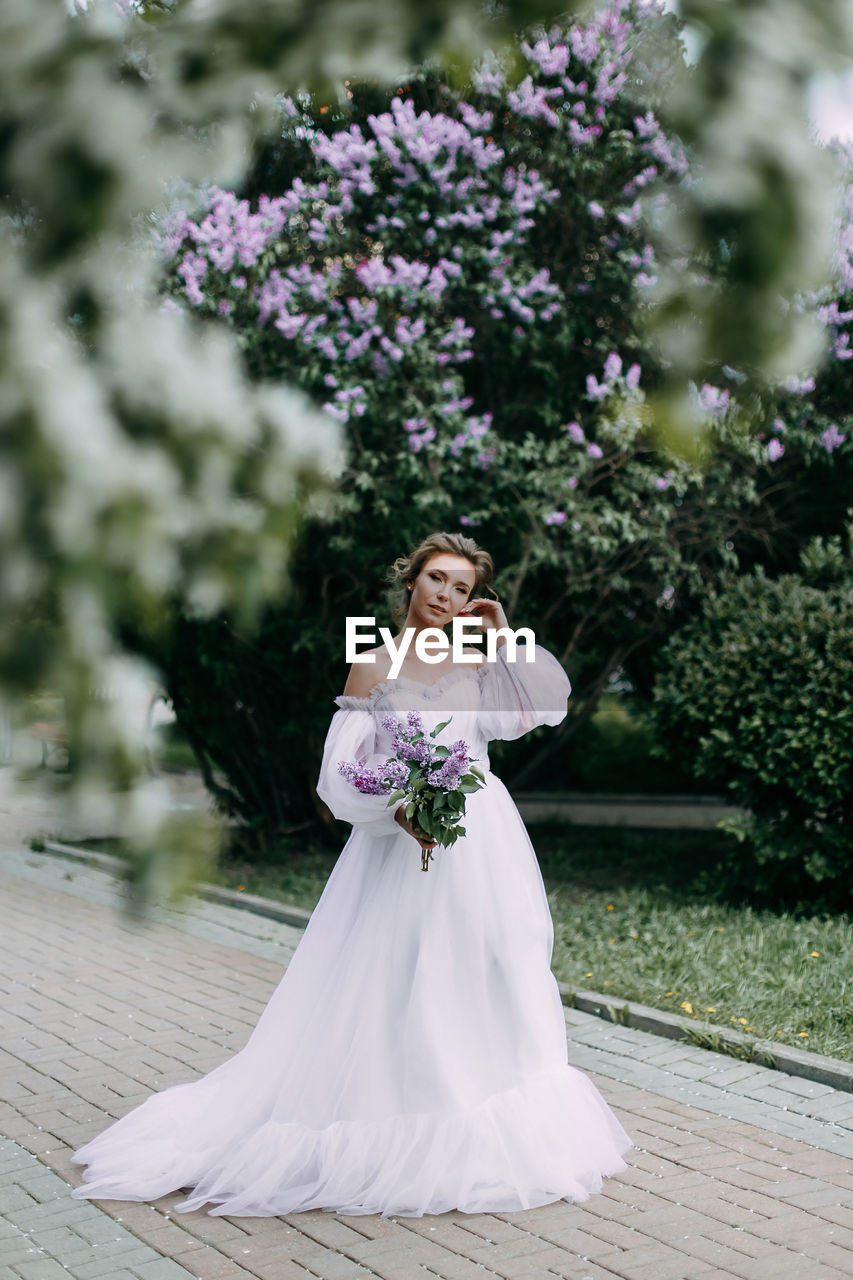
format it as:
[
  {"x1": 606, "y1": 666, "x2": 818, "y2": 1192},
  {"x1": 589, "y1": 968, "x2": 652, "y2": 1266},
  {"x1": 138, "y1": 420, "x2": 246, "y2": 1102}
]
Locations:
[{"x1": 70, "y1": 530, "x2": 633, "y2": 1217}]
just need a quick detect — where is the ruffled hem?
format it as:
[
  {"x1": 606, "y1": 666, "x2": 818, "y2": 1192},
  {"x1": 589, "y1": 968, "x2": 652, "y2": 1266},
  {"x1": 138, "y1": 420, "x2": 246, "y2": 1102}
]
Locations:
[{"x1": 71, "y1": 1064, "x2": 632, "y2": 1218}]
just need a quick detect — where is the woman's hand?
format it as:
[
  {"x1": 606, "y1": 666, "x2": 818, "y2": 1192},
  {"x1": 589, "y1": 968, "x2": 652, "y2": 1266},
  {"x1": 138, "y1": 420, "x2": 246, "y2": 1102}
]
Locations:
[
  {"x1": 458, "y1": 596, "x2": 509, "y2": 645},
  {"x1": 394, "y1": 805, "x2": 436, "y2": 852}
]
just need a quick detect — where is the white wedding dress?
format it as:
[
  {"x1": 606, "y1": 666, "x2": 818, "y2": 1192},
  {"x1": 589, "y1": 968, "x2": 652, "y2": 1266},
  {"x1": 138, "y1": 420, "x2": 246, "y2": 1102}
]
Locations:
[{"x1": 70, "y1": 644, "x2": 633, "y2": 1217}]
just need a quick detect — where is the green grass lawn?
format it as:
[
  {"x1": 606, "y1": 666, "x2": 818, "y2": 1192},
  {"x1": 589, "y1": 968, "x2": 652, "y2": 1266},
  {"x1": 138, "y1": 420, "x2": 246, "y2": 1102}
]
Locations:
[{"x1": 205, "y1": 824, "x2": 852, "y2": 1062}]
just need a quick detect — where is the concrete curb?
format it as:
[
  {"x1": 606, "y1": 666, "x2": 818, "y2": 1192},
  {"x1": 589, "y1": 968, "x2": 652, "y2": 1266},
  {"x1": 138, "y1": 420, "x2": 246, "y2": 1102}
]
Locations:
[{"x1": 37, "y1": 837, "x2": 853, "y2": 1096}]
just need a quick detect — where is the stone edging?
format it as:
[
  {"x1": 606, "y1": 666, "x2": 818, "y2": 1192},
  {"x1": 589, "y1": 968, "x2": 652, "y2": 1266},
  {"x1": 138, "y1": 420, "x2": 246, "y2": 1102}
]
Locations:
[{"x1": 39, "y1": 838, "x2": 853, "y2": 1096}]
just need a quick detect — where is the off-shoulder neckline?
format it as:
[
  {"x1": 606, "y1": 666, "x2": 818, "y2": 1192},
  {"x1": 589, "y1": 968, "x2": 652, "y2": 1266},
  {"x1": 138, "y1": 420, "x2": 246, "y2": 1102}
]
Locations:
[{"x1": 334, "y1": 662, "x2": 489, "y2": 708}]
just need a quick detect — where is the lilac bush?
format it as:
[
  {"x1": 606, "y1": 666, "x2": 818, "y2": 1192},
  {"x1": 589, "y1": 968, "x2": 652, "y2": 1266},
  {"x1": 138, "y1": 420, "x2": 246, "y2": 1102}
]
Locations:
[{"x1": 159, "y1": 0, "x2": 851, "y2": 839}]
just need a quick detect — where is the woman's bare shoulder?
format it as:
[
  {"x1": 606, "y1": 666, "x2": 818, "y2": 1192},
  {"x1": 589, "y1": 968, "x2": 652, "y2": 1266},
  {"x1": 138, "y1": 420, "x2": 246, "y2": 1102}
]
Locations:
[{"x1": 341, "y1": 646, "x2": 393, "y2": 699}]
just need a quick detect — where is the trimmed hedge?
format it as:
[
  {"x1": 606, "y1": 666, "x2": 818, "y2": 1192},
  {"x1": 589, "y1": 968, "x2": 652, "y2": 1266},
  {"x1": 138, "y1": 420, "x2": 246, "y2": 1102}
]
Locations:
[{"x1": 652, "y1": 570, "x2": 853, "y2": 908}]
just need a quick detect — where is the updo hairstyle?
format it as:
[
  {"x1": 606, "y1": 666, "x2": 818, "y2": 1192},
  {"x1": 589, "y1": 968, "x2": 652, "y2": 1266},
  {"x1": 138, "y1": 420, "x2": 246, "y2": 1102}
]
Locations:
[{"x1": 387, "y1": 532, "x2": 497, "y2": 626}]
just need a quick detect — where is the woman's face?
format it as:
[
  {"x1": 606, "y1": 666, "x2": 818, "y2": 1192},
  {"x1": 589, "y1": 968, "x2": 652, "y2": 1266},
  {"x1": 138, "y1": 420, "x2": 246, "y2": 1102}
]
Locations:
[{"x1": 407, "y1": 553, "x2": 476, "y2": 629}]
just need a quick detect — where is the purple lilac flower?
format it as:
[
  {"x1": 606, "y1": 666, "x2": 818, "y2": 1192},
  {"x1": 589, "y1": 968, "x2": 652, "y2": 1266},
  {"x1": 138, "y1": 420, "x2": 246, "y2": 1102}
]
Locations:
[
  {"x1": 767, "y1": 438, "x2": 785, "y2": 462},
  {"x1": 507, "y1": 76, "x2": 562, "y2": 128},
  {"x1": 603, "y1": 352, "x2": 622, "y2": 381},
  {"x1": 587, "y1": 442, "x2": 603, "y2": 459},
  {"x1": 544, "y1": 511, "x2": 567, "y2": 525},
  {"x1": 383, "y1": 760, "x2": 409, "y2": 789},
  {"x1": 429, "y1": 740, "x2": 470, "y2": 790},
  {"x1": 430, "y1": 755, "x2": 468, "y2": 791},
  {"x1": 567, "y1": 421, "x2": 585, "y2": 444},
  {"x1": 616, "y1": 202, "x2": 641, "y2": 229},
  {"x1": 472, "y1": 61, "x2": 506, "y2": 96},
  {"x1": 459, "y1": 102, "x2": 493, "y2": 131},
  {"x1": 833, "y1": 332, "x2": 852, "y2": 360},
  {"x1": 586, "y1": 374, "x2": 610, "y2": 402},
  {"x1": 409, "y1": 426, "x2": 437, "y2": 453},
  {"x1": 337, "y1": 761, "x2": 387, "y2": 795},
  {"x1": 178, "y1": 252, "x2": 207, "y2": 307},
  {"x1": 625, "y1": 363, "x2": 642, "y2": 390},
  {"x1": 820, "y1": 423, "x2": 847, "y2": 453},
  {"x1": 396, "y1": 736, "x2": 432, "y2": 765},
  {"x1": 784, "y1": 375, "x2": 816, "y2": 395},
  {"x1": 695, "y1": 383, "x2": 730, "y2": 417},
  {"x1": 522, "y1": 35, "x2": 570, "y2": 77}
]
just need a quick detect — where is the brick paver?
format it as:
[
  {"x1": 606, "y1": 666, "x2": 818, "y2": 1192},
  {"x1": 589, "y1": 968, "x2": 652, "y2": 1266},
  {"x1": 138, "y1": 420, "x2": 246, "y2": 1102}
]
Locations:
[{"x1": 1, "y1": 846, "x2": 853, "y2": 1280}]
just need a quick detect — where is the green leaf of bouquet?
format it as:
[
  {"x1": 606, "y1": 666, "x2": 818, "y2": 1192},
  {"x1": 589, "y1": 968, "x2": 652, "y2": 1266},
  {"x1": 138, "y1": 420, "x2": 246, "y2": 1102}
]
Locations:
[
  {"x1": 386, "y1": 789, "x2": 406, "y2": 803},
  {"x1": 405, "y1": 802, "x2": 415, "y2": 820},
  {"x1": 431, "y1": 718, "x2": 452, "y2": 736},
  {"x1": 458, "y1": 780, "x2": 480, "y2": 793},
  {"x1": 469, "y1": 766, "x2": 486, "y2": 781},
  {"x1": 432, "y1": 745, "x2": 450, "y2": 758}
]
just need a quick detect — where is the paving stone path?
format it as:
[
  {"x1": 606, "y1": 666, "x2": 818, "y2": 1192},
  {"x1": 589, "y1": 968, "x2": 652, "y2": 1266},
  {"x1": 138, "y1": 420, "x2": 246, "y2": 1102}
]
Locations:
[{"x1": 1, "y1": 846, "x2": 853, "y2": 1280}]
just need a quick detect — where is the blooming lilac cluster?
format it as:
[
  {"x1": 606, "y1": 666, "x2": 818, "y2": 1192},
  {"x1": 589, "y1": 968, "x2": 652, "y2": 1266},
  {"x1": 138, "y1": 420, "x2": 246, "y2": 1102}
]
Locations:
[
  {"x1": 632, "y1": 111, "x2": 688, "y2": 178},
  {"x1": 689, "y1": 382, "x2": 731, "y2": 419},
  {"x1": 585, "y1": 352, "x2": 642, "y2": 403},
  {"x1": 377, "y1": 715, "x2": 473, "y2": 794},
  {"x1": 817, "y1": 301, "x2": 853, "y2": 362},
  {"x1": 820, "y1": 423, "x2": 847, "y2": 453},
  {"x1": 161, "y1": 3, "x2": 740, "y2": 497},
  {"x1": 338, "y1": 759, "x2": 400, "y2": 795},
  {"x1": 430, "y1": 741, "x2": 471, "y2": 791},
  {"x1": 449, "y1": 411, "x2": 492, "y2": 458},
  {"x1": 626, "y1": 244, "x2": 658, "y2": 290}
]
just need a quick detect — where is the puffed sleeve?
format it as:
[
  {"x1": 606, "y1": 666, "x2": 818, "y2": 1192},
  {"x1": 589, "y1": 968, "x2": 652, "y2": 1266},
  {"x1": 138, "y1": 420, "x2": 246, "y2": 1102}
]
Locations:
[
  {"x1": 315, "y1": 701, "x2": 402, "y2": 836},
  {"x1": 478, "y1": 642, "x2": 571, "y2": 742}
]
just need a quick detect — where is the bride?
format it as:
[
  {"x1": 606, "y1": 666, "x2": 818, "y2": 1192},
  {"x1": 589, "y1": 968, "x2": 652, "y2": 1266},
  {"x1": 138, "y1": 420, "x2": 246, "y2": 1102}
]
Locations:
[{"x1": 70, "y1": 530, "x2": 633, "y2": 1217}]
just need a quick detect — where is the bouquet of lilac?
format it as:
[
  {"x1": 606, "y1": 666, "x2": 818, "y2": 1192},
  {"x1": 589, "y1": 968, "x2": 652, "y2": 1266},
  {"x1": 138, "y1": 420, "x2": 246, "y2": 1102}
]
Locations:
[{"x1": 337, "y1": 712, "x2": 486, "y2": 871}]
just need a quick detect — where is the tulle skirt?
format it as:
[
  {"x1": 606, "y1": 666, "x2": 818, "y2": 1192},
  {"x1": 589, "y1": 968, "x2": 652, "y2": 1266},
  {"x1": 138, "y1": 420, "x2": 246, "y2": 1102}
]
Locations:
[{"x1": 70, "y1": 774, "x2": 633, "y2": 1216}]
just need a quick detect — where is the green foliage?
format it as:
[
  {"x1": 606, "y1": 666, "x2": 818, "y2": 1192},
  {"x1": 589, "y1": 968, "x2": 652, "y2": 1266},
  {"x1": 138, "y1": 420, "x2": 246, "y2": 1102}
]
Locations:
[
  {"x1": 553, "y1": 693, "x2": 699, "y2": 793},
  {"x1": 2, "y1": 0, "x2": 568, "y2": 908},
  {"x1": 7, "y1": 0, "x2": 853, "y2": 898},
  {"x1": 652, "y1": 560, "x2": 853, "y2": 906},
  {"x1": 157, "y1": 10, "x2": 852, "y2": 848}
]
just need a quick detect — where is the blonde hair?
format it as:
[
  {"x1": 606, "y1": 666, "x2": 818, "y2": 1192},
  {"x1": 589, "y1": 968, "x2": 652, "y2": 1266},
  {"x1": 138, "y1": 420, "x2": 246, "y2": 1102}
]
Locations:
[{"x1": 387, "y1": 531, "x2": 497, "y2": 625}]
